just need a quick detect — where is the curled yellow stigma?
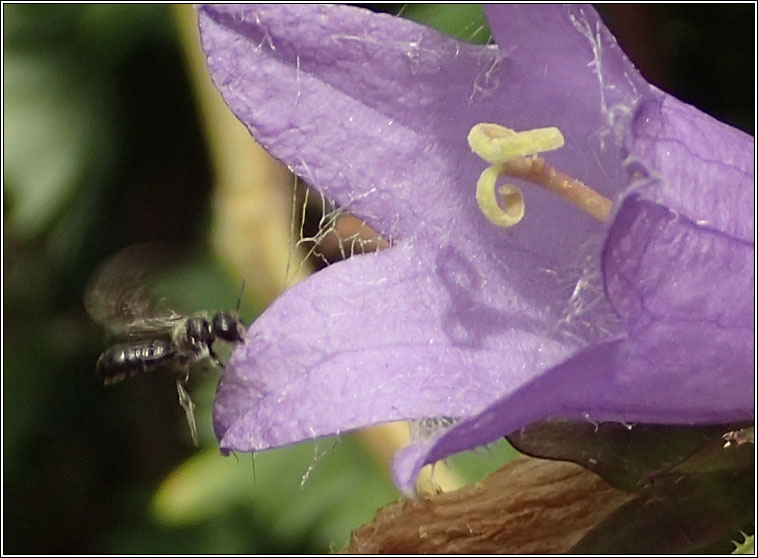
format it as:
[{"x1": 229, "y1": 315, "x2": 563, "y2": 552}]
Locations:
[
  {"x1": 475, "y1": 165, "x2": 524, "y2": 228},
  {"x1": 468, "y1": 123, "x2": 565, "y2": 165},
  {"x1": 468, "y1": 123, "x2": 612, "y2": 228}
]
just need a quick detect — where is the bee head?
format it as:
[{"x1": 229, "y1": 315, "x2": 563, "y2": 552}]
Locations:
[{"x1": 212, "y1": 312, "x2": 244, "y2": 343}]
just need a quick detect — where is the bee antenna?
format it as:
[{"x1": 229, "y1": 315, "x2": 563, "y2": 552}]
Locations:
[{"x1": 234, "y1": 279, "x2": 246, "y2": 317}]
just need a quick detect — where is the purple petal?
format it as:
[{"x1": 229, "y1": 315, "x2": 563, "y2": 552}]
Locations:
[
  {"x1": 483, "y1": 4, "x2": 650, "y2": 117},
  {"x1": 626, "y1": 94, "x2": 754, "y2": 241},
  {"x1": 199, "y1": 3, "x2": 503, "y2": 241},
  {"x1": 216, "y1": 244, "x2": 575, "y2": 450}
]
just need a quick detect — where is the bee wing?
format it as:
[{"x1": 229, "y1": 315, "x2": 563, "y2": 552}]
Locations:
[{"x1": 84, "y1": 242, "x2": 185, "y2": 337}]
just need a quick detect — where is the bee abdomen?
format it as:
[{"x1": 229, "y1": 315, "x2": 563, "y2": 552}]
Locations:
[{"x1": 97, "y1": 340, "x2": 177, "y2": 385}]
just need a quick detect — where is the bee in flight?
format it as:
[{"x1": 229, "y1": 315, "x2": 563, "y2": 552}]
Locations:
[{"x1": 84, "y1": 243, "x2": 246, "y2": 445}]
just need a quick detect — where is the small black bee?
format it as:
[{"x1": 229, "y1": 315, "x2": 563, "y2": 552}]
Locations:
[{"x1": 85, "y1": 243, "x2": 246, "y2": 445}]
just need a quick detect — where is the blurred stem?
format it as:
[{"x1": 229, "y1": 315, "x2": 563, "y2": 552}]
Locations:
[
  {"x1": 361, "y1": 424, "x2": 465, "y2": 494},
  {"x1": 174, "y1": 5, "x2": 306, "y2": 302},
  {"x1": 173, "y1": 6, "x2": 462, "y2": 492}
]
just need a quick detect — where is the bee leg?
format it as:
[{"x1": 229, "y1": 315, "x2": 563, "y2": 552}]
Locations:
[
  {"x1": 208, "y1": 346, "x2": 224, "y2": 369},
  {"x1": 176, "y1": 379, "x2": 199, "y2": 447}
]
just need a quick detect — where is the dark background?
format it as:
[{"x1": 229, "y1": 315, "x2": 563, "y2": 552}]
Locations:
[{"x1": 3, "y1": 4, "x2": 754, "y2": 554}]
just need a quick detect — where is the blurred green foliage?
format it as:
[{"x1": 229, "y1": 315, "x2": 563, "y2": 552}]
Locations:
[
  {"x1": 401, "y1": 4, "x2": 491, "y2": 44},
  {"x1": 732, "y1": 533, "x2": 755, "y2": 555},
  {"x1": 3, "y1": 4, "x2": 754, "y2": 554}
]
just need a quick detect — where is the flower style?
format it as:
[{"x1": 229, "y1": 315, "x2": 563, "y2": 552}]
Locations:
[{"x1": 198, "y1": 4, "x2": 754, "y2": 492}]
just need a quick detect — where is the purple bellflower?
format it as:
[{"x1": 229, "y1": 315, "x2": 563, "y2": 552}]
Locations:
[{"x1": 198, "y1": 4, "x2": 754, "y2": 492}]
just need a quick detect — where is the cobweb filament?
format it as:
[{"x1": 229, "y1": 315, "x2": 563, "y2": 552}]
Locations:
[
  {"x1": 285, "y1": 176, "x2": 390, "y2": 289},
  {"x1": 410, "y1": 417, "x2": 460, "y2": 443}
]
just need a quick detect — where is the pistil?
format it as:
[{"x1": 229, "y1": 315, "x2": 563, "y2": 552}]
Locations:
[
  {"x1": 502, "y1": 156, "x2": 612, "y2": 222},
  {"x1": 469, "y1": 123, "x2": 613, "y2": 227}
]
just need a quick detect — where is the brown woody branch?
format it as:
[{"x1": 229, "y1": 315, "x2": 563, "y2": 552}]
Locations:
[{"x1": 344, "y1": 456, "x2": 633, "y2": 554}]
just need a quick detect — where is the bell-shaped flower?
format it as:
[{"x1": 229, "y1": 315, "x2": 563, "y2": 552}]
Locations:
[{"x1": 198, "y1": 4, "x2": 753, "y2": 491}]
